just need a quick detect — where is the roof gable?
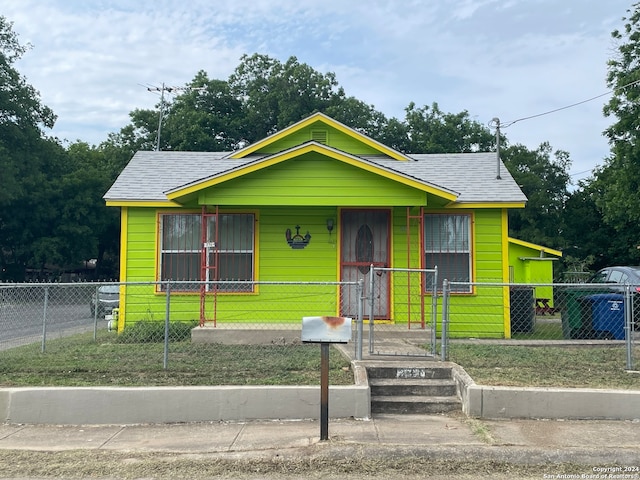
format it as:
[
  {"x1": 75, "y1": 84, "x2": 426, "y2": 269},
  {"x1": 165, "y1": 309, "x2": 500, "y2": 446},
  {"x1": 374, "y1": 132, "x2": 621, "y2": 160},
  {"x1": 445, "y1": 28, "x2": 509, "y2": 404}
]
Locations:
[
  {"x1": 166, "y1": 142, "x2": 457, "y2": 203},
  {"x1": 103, "y1": 113, "x2": 528, "y2": 208},
  {"x1": 229, "y1": 112, "x2": 410, "y2": 161}
]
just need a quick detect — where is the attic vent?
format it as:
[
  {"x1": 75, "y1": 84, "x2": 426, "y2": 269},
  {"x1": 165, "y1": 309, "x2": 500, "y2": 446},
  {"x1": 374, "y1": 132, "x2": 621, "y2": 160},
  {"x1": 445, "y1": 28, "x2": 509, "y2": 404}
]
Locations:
[{"x1": 311, "y1": 129, "x2": 328, "y2": 144}]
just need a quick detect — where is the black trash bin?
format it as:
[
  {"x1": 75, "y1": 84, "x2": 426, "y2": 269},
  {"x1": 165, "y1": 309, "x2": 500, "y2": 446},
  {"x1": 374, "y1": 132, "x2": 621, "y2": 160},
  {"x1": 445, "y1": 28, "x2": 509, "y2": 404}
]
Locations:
[{"x1": 510, "y1": 286, "x2": 535, "y2": 334}]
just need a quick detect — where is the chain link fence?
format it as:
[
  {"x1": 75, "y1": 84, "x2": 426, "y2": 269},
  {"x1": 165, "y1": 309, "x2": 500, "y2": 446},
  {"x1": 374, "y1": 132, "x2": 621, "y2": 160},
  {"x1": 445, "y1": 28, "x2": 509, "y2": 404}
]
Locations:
[
  {"x1": 3, "y1": 278, "x2": 638, "y2": 387},
  {"x1": 366, "y1": 266, "x2": 438, "y2": 357},
  {"x1": 0, "y1": 281, "x2": 364, "y2": 387},
  {"x1": 441, "y1": 280, "x2": 639, "y2": 371}
]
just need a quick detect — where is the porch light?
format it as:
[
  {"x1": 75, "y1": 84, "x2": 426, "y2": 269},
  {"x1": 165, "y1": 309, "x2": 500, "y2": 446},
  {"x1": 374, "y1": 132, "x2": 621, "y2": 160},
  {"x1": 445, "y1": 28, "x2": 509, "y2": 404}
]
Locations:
[
  {"x1": 326, "y1": 218, "x2": 334, "y2": 234},
  {"x1": 285, "y1": 225, "x2": 311, "y2": 249}
]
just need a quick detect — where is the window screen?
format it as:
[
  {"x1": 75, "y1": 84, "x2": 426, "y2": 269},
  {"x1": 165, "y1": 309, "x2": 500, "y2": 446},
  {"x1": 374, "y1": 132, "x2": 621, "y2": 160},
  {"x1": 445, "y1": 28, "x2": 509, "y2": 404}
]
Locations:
[{"x1": 424, "y1": 213, "x2": 472, "y2": 293}]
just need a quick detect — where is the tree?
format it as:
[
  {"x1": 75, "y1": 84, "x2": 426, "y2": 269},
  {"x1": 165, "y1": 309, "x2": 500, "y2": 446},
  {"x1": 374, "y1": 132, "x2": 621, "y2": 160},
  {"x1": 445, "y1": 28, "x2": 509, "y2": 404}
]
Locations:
[
  {"x1": 324, "y1": 96, "x2": 390, "y2": 140},
  {"x1": 0, "y1": 17, "x2": 55, "y2": 133},
  {"x1": 63, "y1": 142, "x2": 121, "y2": 278},
  {"x1": 384, "y1": 102, "x2": 496, "y2": 154},
  {"x1": 502, "y1": 142, "x2": 571, "y2": 249},
  {"x1": 228, "y1": 54, "x2": 346, "y2": 141},
  {"x1": 596, "y1": 3, "x2": 640, "y2": 262},
  {"x1": 0, "y1": 17, "x2": 59, "y2": 279},
  {"x1": 0, "y1": 17, "x2": 56, "y2": 208},
  {"x1": 563, "y1": 174, "x2": 628, "y2": 272},
  {"x1": 162, "y1": 71, "x2": 245, "y2": 151}
]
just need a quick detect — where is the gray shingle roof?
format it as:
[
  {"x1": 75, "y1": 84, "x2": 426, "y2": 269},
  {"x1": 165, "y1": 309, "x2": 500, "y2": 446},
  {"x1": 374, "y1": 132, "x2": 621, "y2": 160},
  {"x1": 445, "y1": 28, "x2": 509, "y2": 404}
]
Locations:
[
  {"x1": 104, "y1": 152, "x2": 253, "y2": 202},
  {"x1": 369, "y1": 153, "x2": 527, "y2": 203},
  {"x1": 104, "y1": 150, "x2": 526, "y2": 204}
]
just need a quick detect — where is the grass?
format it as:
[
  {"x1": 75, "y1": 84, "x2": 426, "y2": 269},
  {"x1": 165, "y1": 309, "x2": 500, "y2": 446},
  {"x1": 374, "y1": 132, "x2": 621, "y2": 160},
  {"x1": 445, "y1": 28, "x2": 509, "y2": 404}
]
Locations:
[
  {"x1": 512, "y1": 317, "x2": 564, "y2": 340},
  {"x1": 1, "y1": 327, "x2": 639, "y2": 390},
  {"x1": 0, "y1": 329, "x2": 354, "y2": 387},
  {"x1": 448, "y1": 343, "x2": 640, "y2": 389}
]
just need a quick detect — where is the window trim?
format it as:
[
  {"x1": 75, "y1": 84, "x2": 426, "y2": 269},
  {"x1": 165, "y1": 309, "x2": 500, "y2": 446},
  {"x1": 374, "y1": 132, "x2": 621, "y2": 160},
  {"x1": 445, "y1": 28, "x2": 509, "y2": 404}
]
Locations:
[
  {"x1": 156, "y1": 210, "x2": 257, "y2": 294},
  {"x1": 423, "y1": 212, "x2": 473, "y2": 294}
]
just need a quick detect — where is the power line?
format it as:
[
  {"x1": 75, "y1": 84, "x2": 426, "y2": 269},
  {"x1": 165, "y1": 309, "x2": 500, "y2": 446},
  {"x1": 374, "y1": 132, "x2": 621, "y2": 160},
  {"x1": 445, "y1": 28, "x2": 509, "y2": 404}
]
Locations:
[
  {"x1": 570, "y1": 168, "x2": 594, "y2": 177},
  {"x1": 500, "y1": 77, "x2": 640, "y2": 129},
  {"x1": 487, "y1": 77, "x2": 640, "y2": 181}
]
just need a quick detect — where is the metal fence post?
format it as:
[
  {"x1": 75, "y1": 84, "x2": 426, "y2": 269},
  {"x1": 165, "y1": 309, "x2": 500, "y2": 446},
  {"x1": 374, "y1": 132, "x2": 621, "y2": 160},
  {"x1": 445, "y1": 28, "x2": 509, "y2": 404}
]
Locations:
[
  {"x1": 93, "y1": 284, "x2": 99, "y2": 342},
  {"x1": 355, "y1": 279, "x2": 364, "y2": 360},
  {"x1": 163, "y1": 281, "x2": 171, "y2": 370},
  {"x1": 430, "y1": 266, "x2": 438, "y2": 356},
  {"x1": 440, "y1": 279, "x2": 450, "y2": 361},
  {"x1": 41, "y1": 286, "x2": 49, "y2": 353},
  {"x1": 625, "y1": 285, "x2": 633, "y2": 371},
  {"x1": 368, "y1": 265, "x2": 375, "y2": 354}
]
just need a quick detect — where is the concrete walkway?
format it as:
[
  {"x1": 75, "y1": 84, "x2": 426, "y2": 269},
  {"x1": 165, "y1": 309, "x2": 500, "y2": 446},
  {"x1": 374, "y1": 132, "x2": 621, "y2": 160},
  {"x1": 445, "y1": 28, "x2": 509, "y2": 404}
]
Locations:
[{"x1": 1, "y1": 414, "x2": 639, "y2": 465}]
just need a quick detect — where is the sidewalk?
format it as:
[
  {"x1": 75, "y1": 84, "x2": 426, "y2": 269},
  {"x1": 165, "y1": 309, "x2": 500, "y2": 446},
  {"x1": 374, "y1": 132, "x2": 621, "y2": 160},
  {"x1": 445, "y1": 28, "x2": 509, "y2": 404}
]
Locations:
[
  {"x1": 1, "y1": 336, "x2": 638, "y2": 468},
  {"x1": 1, "y1": 414, "x2": 639, "y2": 465}
]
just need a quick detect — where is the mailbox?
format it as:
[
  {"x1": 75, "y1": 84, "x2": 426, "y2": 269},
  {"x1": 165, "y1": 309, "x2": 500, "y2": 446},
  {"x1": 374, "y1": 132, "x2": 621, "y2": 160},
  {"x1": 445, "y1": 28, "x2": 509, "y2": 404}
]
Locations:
[{"x1": 301, "y1": 316, "x2": 352, "y2": 344}]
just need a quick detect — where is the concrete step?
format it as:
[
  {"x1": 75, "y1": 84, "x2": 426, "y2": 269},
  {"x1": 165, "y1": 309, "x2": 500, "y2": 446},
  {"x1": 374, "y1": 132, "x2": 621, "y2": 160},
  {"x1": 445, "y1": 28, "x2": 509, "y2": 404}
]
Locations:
[
  {"x1": 369, "y1": 378, "x2": 457, "y2": 397},
  {"x1": 371, "y1": 395, "x2": 462, "y2": 415},
  {"x1": 366, "y1": 365, "x2": 453, "y2": 380}
]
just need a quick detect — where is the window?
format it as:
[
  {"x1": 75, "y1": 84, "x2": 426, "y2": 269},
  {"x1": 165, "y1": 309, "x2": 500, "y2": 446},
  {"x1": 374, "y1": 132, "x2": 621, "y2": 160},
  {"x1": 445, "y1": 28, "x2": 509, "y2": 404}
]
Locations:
[
  {"x1": 159, "y1": 213, "x2": 255, "y2": 292},
  {"x1": 607, "y1": 270, "x2": 624, "y2": 284},
  {"x1": 590, "y1": 270, "x2": 610, "y2": 284},
  {"x1": 424, "y1": 213, "x2": 472, "y2": 293}
]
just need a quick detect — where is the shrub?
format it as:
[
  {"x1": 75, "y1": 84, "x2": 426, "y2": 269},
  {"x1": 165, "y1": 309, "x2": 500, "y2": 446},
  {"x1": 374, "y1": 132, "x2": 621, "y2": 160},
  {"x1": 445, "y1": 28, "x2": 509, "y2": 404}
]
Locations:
[{"x1": 116, "y1": 320, "x2": 198, "y2": 344}]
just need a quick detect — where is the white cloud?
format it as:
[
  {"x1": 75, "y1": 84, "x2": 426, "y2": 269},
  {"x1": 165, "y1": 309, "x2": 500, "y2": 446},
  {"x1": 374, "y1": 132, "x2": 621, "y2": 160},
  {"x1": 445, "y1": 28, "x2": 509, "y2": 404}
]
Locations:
[{"x1": 2, "y1": 0, "x2": 630, "y2": 180}]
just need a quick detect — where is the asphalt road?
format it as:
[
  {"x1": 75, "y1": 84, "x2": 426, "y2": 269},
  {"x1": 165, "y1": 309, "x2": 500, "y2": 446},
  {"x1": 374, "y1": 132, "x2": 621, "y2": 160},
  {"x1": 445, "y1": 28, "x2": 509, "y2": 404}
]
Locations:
[{"x1": 0, "y1": 301, "x2": 101, "y2": 351}]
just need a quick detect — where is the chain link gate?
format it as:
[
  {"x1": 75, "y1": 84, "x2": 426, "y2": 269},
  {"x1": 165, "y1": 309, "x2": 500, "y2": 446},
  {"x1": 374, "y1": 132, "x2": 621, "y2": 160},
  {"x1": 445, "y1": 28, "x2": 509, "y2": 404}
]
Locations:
[{"x1": 366, "y1": 266, "x2": 439, "y2": 357}]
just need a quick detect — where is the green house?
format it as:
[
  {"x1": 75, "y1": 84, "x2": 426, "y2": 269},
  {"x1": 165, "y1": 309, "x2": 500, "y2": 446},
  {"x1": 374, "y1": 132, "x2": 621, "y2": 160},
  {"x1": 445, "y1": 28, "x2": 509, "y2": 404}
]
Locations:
[{"x1": 104, "y1": 113, "x2": 528, "y2": 338}]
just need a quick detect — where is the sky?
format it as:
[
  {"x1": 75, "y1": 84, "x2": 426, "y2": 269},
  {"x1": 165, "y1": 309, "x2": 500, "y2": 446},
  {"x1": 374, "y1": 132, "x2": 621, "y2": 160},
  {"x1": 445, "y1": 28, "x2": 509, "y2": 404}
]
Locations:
[{"x1": 2, "y1": 0, "x2": 633, "y2": 184}]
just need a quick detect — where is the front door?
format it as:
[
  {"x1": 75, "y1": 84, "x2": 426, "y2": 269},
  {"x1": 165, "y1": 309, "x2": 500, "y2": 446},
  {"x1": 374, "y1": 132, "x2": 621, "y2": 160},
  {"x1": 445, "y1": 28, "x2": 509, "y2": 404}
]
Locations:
[{"x1": 340, "y1": 209, "x2": 390, "y2": 319}]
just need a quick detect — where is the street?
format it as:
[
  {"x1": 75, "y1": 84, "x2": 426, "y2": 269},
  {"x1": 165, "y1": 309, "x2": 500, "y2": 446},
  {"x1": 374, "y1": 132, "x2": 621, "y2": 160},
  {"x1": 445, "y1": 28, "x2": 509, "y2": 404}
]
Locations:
[{"x1": 0, "y1": 301, "x2": 101, "y2": 350}]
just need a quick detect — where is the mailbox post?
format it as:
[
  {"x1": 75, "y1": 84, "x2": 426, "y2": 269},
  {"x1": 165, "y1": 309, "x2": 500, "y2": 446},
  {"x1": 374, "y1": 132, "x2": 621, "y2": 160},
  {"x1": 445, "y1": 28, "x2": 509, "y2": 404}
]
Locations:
[{"x1": 301, "y1": 316, "x2": 352, "y2": 441}]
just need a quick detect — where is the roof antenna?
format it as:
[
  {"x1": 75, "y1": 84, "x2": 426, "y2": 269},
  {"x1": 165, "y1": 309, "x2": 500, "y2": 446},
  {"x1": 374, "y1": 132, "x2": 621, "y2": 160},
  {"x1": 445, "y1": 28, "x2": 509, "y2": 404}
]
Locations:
[
  {"x1": 146, "y1": 84, "x2": 207, "y2": 151},
  {"x1": 147, "y1": 83, "x2": 173, "y2": 151},
  {"x1": 490, "y1": 117, "x2": 502, "y2": 180}
]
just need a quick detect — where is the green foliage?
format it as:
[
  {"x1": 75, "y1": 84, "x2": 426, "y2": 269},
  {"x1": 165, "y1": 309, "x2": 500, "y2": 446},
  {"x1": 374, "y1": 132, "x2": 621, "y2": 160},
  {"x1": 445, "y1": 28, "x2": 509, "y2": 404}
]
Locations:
[
  {"x1": 0, "y1": 9, "x2": 585, "y2": 277},
  {"x1": 502, "y1": 142, "x2": 571, "y2": 249},
  {"x1": 116, "y1": 320, "x2": 199, "y2": 344},
  {"x1": 591, "y1": 3, "x2": 640, "y2": 264},
  {"x1": 0, "y1": 17, "x2": 55, "y2": 131},
  {"x1": 392, "y1": 102, "x2": 496, "y2": 153}
]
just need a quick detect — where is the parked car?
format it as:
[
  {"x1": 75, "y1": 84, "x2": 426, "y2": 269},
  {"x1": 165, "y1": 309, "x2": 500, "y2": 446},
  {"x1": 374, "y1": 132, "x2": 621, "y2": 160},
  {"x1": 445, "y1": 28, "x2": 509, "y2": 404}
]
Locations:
[
  {"x1": 588, "y1": 266, "x2": 640, "y2": 330},
  {"x1": 89, "y1": 285, "x2": 120, "y2": 317},
  {"x1": 588, "y1": 266, "x2": 640, "y2": 291}
]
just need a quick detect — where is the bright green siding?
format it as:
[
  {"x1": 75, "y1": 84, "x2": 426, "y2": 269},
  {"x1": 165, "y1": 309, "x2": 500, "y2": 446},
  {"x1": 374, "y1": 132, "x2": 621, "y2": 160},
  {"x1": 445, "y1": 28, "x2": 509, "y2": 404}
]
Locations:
[
  {"x1": 121, "y1": 202, "x2": 509, "y2": 338},
  {"x1": 446, "y1": 209, "x2": 506, "y2": 338},
  {"x1": 256, "y1": 123, "x2": 382, "y2": 155},
  {"x1": 199, "y1": 154, "x2": 427, "y2": 206},
  {"x1": 121, "y1": 206, "x2": 343, "y2": 326},
  {"x1": 509, "y1": 242, "x2": 557, "y2": 306},
  {"x1": 385, "y1": 208, "x2": 507, "y2": 337}
]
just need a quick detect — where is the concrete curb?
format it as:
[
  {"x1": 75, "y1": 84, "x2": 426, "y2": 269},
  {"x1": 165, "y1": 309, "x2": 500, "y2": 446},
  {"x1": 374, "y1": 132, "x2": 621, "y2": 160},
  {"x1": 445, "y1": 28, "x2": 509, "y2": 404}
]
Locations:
[
  {"x1": 0, "y1": 385, "x2": 370, "y2": 425},
  {"x1": 450, "y1": 363, "x2": 640, "y2": 420},
  {"x1": 1, "y1": 358, "x2": 638, "y2": 424},
  {"x1": 464, "y1": 384, "x2": 640, "y2": 420}
]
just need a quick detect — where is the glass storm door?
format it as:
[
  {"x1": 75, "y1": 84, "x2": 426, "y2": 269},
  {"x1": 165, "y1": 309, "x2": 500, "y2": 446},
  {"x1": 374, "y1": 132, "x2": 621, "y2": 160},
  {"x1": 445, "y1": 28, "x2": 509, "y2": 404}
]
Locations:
[{"x1": 340, "y1": 209, "x2": 390, "y2": 319}]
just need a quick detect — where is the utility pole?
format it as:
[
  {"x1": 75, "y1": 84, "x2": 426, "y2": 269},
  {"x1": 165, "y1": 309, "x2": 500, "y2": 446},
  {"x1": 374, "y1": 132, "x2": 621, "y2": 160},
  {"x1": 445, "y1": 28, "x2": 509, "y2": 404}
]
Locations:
[
  {"x1": 490, "y1": 117, "x2": 502, "y2": 180},
  {"x1": 147, "y1": 83, "x2": 173, "y2": 151},
  {"x1": 147, "y1": 82, "x2": 207, "y2": 152},
  {"x1": 146, "y1": 84, "x2": 206, "y2": 151}
]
